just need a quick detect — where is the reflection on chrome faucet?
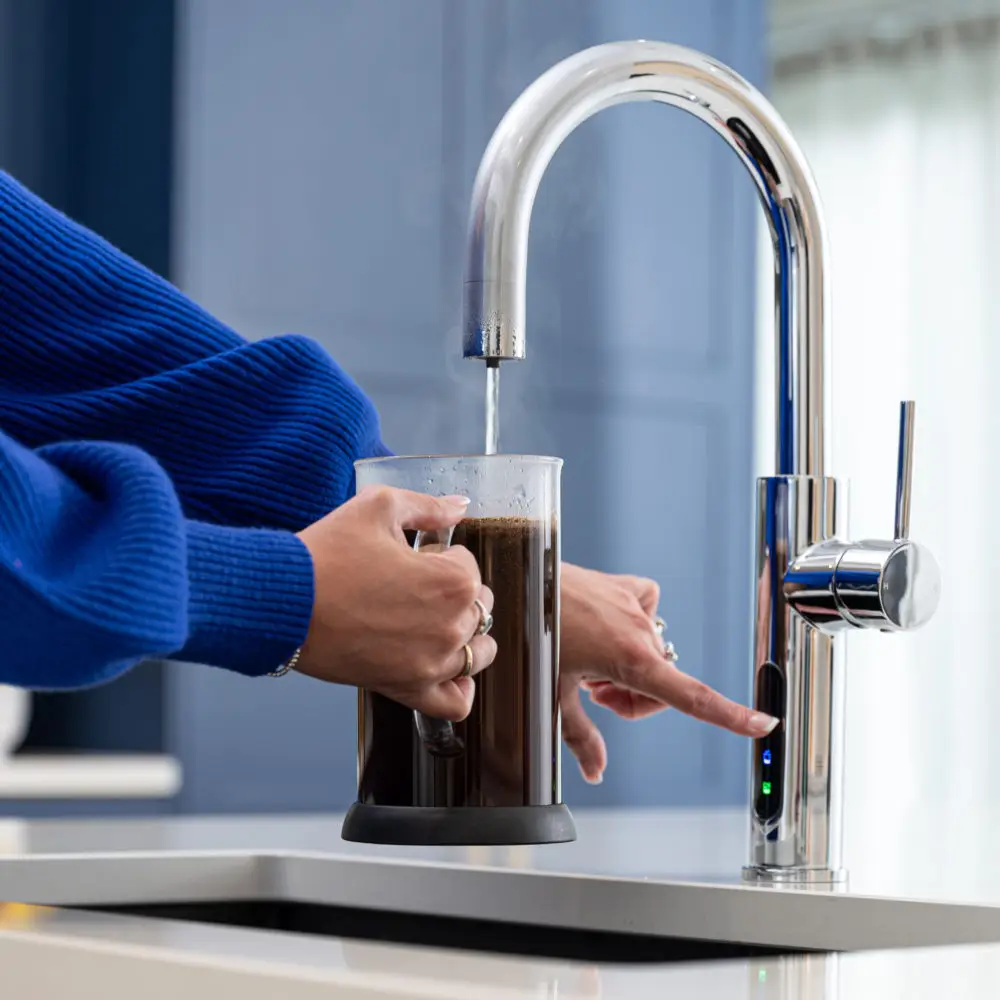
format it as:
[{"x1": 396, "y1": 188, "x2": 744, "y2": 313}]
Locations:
[
  {"x1": 461, "y1": 40, "x2": 941, "y2": 881},
  {"x1": 752, "y1": 954, "x2": 839, "y2": 1000}
]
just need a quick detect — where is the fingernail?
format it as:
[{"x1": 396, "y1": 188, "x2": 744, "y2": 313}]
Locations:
[
  {"x1": 750, "y1": 712, "x2": 780, "y2": 735},
  {"x1": 442, "y1": 495, "x2": 470, "y2": 509}
]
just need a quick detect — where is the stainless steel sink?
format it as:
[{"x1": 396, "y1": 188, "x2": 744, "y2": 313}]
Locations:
[{"x1": 85, "y1": 897, "x2": 794, "y2": 964}]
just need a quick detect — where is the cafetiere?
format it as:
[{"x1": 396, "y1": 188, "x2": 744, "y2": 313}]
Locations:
[{"x1": 341, "y1": 454, "x2": 576, "y2": 846}]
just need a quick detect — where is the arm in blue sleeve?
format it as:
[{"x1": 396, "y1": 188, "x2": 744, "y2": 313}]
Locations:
[
  {"x1": 0, "y1": 169, "x2": 390, "y2": 535},
  {"x1": 0, "y1": 428, "x2": 314, "y2": 689}
]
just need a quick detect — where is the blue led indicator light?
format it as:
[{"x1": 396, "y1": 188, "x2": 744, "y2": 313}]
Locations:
[{"x1": 762, "y1": 750, "x2": 772, "y2": 765}]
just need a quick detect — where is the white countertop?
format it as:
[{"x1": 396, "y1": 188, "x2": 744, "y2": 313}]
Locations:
[
  {"x1": 0, "y1": 754, "x2": 181, "y2": 799},
  {"x1": 2, "y1": 808, "x2": 1000, "y2": 997},
  {"x1": 7, "y1": 906, "x2": 1000, "y2": 1000}
]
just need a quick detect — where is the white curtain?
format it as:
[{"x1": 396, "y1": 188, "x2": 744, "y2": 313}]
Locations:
[{"x1": 757, "y1": 21, "x2": 1000, "y2": 883}]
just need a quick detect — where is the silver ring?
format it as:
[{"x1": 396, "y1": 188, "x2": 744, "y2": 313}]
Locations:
[
  {"x1": 457, "y1": 643, "x2": 474, "y2": 679},
  {"x1": 653, "y1": 618, "x2": 677, "y2": 662},
  {"x1": 473, "y1": 598, "x2": 494, "y2": 637}
]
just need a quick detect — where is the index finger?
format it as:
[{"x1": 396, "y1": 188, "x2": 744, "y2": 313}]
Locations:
[
  {"x1": 622, "y1": 657, "x2": 778, "y2": 737},
  {"x1": 358, "y1": 485, "x2": 471, "y2": 534}
]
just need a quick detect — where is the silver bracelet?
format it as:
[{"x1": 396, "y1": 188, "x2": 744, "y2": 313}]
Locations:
[{"x1": 268, "y1": 646, "x2": 302, "y2": 678}]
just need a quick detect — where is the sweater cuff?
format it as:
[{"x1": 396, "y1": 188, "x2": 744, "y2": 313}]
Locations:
[{"x1": 177, "y1": 520, "x2": 315, "y2": 676}]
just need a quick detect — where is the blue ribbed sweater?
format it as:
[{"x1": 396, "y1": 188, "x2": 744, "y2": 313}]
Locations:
[{"x1": 0, "y1": 170, "x2": 389, "y2": 689}]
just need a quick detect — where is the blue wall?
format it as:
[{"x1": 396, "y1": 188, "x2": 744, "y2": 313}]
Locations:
[
  {"x1": 170, "y1": 0, "x2": 766, "y2": 813},
  {"x1": 0, "y1": 0, "x2": 766, "y2": 815}
]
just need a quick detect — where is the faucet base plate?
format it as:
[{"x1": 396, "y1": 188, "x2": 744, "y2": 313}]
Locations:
[{"x1": 741, "y1": 865, "x2": 848, "y2": 887}]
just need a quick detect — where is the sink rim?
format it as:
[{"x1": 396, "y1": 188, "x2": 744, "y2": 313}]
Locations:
[{"x1": 0, "y1": 849, "x2": 998, "y2": 954}]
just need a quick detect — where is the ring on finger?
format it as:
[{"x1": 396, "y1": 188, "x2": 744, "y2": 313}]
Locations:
[
  {"x1": 456, "y1": 643, "x2": 474, "y2": 680},
  {"x1": 663, "y1": 640, "x2": 678, "y2": 663},
  {"x1": 473, "y1": 598, "x2": 494, "y2": 637},
  {"x1": 654, "y1": 616, "x2": 667, "y2": 638}
]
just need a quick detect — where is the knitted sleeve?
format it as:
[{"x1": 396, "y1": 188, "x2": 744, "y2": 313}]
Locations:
[
  {"x1": 0, "y1": 169, "x2": 390, "y2": 534},
  {"x1": 0, "y1": 430, "x2": 314, "y2": 688}
]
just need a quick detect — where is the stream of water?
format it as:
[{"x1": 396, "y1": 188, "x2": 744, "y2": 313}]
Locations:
[{"x1": 484, "y1": 361, "x2": 500, "y2": 455}]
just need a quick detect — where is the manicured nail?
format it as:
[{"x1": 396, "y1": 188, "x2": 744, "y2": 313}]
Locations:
[
  {"x1": 443, "y1": 495, "x2": 471, "y2": 508},
  {"x1": 749, "y1": 712, "x2": 780, "y2": 735},
  {"x1": 584, "y1": 770, "x2": 603, "y2": 785}
]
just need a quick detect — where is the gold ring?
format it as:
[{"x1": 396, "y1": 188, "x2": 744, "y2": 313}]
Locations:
[
  {"x1": 473, "y1": 598, "x2": 494, "y2": 636},
  {"x1": 654, "y1": 616, "x2": 667, "y2": 637},
  {"x1": 458, "y1": 643, "x2": 474, "y2": 679}
]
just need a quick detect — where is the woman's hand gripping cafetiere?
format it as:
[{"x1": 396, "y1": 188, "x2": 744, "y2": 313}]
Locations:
[
  {"x1": 558, "y1": 563, "x2": 779, "y2": 784},
  {"x1": 294, "y1": 485, "x2": 497, "y2": 721}
]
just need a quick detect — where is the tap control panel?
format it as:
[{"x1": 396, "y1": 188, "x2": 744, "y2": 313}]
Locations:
[{"x1": 753, "y1": 661, "x2": 785, "y2": 826}]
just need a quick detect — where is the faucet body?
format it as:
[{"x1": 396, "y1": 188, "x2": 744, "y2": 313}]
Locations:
[{"x1": 463, "y1": 41, "x2": 940, "y2": 881}]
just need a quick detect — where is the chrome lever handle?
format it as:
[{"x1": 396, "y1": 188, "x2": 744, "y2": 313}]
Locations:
[
  {"x1": 784, "y1": 398, "x2": 940, "y2": 633},
  {"x1": 894, "y1": 400, "x2": 915, "y2": 541}
]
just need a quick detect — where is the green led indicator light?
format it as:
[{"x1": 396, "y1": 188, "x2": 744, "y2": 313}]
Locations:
[
  {"x1": 761, "y1": 781, "x2": 772, "y2": 795},
  {"x1": 758, "y1": 969, "x2": 767, "y2": 983}
]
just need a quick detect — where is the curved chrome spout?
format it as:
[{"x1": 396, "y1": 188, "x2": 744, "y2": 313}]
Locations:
[{"x1": 463, "y1": 39, "x2": 829, "y2": 478}]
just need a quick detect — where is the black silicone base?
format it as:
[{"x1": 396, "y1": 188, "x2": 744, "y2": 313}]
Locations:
[{"x1": 341, "y1": 803, "x2": 577, "y2": 846}]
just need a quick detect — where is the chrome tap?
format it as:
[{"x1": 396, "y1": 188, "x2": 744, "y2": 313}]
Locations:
[{"x1": 462, "y1": 40, "x2": 941, "y2": 881}]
